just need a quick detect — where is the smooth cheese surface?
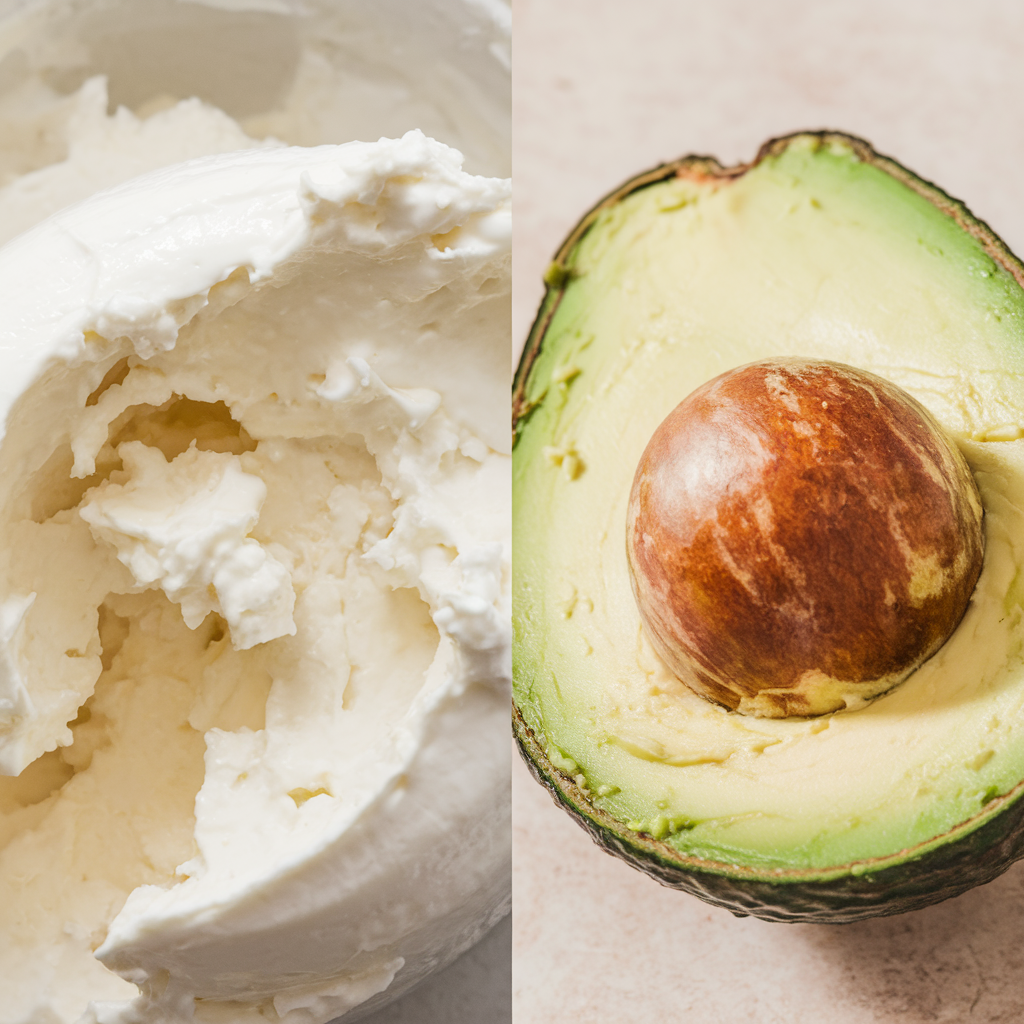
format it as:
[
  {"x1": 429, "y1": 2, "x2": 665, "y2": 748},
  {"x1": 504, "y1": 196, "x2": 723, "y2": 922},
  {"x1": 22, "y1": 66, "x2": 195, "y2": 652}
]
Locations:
[
  {"x1": 513, "y1": 137, "x2": 1024, "y2": 870},
  {"x1": 0, "y1": 133, "x2": 510, "y2": 1023}
]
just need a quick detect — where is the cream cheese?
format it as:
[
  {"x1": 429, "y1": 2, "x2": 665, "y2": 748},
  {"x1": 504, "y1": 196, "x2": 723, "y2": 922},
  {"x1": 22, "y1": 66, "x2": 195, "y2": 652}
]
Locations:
[
  {"x1": 79, "y1": 442, "x2": 298, "y2": 651},
  {"x1": 0, "y1": 75, "x2": 274, "y2": 249},
  {"x1": 0, "y1": 131, "x2": 510, "y2": 1022}
]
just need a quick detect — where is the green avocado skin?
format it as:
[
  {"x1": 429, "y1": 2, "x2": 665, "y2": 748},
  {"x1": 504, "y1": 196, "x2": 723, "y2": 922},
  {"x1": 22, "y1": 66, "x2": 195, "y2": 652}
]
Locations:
[
  {"x1": 516, "y1": 704, "x2": 1024, "y2": 923},
  {"x1": 513, "y1": 131, "x2": 1024, "y2": 923}
]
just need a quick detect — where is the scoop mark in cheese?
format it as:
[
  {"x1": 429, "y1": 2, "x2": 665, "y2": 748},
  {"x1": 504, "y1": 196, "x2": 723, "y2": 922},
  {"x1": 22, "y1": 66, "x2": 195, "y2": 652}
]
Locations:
[
  {"x1": 79, "y1": 442, "x2": 296, "y2": 650},
  {"x1": 0, "y1": 126, "x2": 510, "y2": 1022}
]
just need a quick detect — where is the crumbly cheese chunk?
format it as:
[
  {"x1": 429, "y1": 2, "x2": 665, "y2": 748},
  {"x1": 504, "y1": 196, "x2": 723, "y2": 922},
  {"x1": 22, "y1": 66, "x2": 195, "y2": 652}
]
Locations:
[{"x1": 80, "y1": 442, "x2": 296, "y2": 651}]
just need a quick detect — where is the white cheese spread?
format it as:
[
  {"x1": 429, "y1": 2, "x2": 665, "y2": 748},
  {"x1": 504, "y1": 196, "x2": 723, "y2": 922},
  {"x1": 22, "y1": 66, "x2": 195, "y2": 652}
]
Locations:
[
  {"x1": 0, "y1": 129, "x2": 511, "y2": 1023},
  {"x1": 0, "y1": 75, "x2": 273, "y2": 250}
]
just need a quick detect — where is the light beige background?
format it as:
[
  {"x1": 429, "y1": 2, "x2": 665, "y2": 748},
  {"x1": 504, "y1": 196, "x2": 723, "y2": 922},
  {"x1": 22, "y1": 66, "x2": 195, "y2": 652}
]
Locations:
[{"x1": 513, "y1": 2, "x2": 1024, "y2": 1021}]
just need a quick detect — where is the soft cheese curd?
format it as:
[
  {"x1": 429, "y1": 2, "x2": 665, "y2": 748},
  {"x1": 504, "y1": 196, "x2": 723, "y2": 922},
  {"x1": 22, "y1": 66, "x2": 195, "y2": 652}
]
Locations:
[
  {"x1": 0, "y1": 131, "x2": 511, "y2": 1022},
  {"x1": 0, "y1": 75, "x2": 273, "y2": 248}
]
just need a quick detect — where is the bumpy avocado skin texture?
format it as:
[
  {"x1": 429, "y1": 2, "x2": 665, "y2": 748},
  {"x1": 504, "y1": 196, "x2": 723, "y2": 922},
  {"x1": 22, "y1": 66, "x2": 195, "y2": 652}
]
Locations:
[
  {"x1": 515, "y1": 702, "x2": 1024, "y2": 922},
  {"x1": 513, "y1": 132, "x2": 1024, "y2": 922}
]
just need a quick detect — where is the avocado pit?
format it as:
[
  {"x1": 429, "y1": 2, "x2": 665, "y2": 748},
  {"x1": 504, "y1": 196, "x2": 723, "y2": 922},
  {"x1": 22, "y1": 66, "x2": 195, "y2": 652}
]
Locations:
[{"x1": 626, "y1": 357, "x2": 985, "y2": 718}]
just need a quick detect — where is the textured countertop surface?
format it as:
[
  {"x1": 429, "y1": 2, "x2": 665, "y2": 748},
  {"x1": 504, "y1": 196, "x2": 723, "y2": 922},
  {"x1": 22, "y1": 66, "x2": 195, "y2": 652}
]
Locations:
[
  {"x1": 513, "y1": 2, "x2": 1024, "y2": 1021},
  {"x1": 357, "y1": 914, "x2": 511, "y2": 1024}
]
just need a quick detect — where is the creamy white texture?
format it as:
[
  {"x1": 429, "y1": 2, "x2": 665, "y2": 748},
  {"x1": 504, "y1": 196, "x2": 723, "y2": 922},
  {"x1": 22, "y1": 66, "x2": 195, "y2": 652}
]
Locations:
[
  {"x1": 0, "y1": 75, "x2": 273, "y2": 249},
  {"x1": 0, "y1": 0, "x2": 511, "y2": 184},
  {"x1": 0, "y1": 132, "x2": 511, "y2": 1022},
  {"x1": 79, "y1": 443, "x2": 297, "y2": 651}
]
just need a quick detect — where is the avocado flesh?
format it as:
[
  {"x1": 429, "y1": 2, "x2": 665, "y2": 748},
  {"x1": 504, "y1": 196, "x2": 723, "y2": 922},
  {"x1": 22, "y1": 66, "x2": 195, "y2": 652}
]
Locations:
[{"x1": 514, "y1": 134, "x2": 1024, "y2": 879}]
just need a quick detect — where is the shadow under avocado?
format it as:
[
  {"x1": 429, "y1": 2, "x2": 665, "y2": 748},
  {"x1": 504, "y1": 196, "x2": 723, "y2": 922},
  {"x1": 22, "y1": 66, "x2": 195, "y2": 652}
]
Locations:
[{"x1": 785, "y1": 858, "x2": 1024, "y2": 1021}]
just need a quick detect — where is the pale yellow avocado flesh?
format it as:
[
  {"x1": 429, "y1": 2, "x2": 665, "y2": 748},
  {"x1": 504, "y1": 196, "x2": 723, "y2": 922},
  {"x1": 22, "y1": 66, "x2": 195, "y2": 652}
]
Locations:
[{"x1": 513, "y1": 137, "x2": 1024, "y2": 871}]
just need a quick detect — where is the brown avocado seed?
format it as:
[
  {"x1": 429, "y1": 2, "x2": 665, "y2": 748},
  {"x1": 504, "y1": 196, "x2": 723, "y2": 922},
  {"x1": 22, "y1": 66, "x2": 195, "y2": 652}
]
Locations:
[{"x1": 626, "y1": 358, "x2": 985, "y2": 718}]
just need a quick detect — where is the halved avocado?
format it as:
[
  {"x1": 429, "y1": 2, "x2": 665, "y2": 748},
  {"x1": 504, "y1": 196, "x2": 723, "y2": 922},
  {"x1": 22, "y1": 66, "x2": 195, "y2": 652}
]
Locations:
[{"x1": 513, "y1": 131, "x2": 1024, "y2": 922}]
